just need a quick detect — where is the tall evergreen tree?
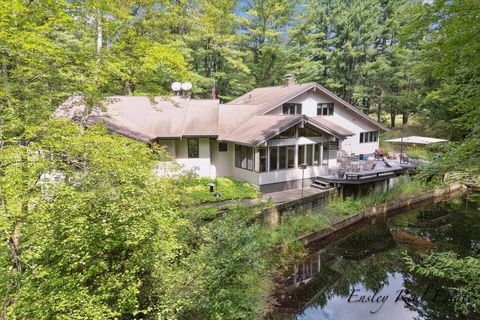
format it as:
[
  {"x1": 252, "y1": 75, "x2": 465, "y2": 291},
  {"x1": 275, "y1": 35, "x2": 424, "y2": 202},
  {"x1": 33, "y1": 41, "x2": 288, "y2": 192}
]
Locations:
[
  {"x1": 239, "y1": 0, "x2": 298, "y2": 87},
  {"x1": 292, "y1": 0, "x2": 420, "y2": 126}
]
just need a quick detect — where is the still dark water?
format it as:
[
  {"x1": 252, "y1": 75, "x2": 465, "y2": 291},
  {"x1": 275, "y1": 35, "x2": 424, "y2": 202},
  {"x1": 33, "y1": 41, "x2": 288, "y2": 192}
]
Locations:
[{"x1": 270, "y1": 192, "x2": 480, "y2": 320}]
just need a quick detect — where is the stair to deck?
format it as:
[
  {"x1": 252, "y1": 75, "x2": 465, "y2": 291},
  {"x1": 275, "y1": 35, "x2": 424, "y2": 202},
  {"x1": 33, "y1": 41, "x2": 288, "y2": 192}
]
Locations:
[{"x1": 312, "y1": 179, "x2": 330, "y2": 189}]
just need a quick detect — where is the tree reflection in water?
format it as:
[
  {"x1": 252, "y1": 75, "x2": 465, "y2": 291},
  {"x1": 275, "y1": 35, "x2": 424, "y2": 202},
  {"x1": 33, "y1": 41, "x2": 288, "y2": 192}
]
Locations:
[{"x1": 269, "y1": 193, "x2": 480, "y2": 320}]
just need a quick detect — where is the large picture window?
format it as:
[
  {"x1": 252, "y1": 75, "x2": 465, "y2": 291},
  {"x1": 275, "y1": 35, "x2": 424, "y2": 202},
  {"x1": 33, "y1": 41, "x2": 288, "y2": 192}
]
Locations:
[
  {"x1": 317, "y1": 103, "x2": 334, "y2": 116},
  {"x1": 314, "y1": 144, "x2": 321, "y2": 165},
  {"x1": 258, "y1": 148, "x2": 267, "y2": 172},
  {"x1": 297, "y1": 125, "x2": 322, "y2": 137},
  {"x1": 269, "y1": 147, "x2": 278, "y2": 171},
  {"x1": 187, "y1": 138, "x2": 199, "y2": 158},
  {"x1": 322, "y1": 143, "x2": 329, "y2": 165},
  {"x1": 287, "y1": 146, "x2": 295, "y2": 168},
  {"x1": 279, "y1": 146, "x2": 287, "y2": 169},
  {"x1": 306, "y1": 145, "x2": 313, "y2": 166},
  {"x1": 235, "y1": 145, "x2": 254, "y2": 170},
  {"x1": 298, "y1": 145, "x2": 305, "y2": 166}
]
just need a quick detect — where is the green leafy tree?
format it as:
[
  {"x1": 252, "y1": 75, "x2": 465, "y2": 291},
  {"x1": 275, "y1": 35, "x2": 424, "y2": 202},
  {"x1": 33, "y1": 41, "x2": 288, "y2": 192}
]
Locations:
[{"x1": 0, "y1": 120, "x2": 188, "y2": 318}]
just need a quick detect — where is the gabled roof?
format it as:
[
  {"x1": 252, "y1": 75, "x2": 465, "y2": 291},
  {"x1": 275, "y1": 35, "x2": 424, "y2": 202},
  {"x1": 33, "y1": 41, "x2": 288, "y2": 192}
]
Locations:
[
  {"x1": 220, "y1": 115, "x2": 303, "y2": 146},
  {"x1": 220, "y1": 114, "x2": 352, "y2": 146},
  {"x1": 311, "y1": 116, "x2": 355, "y2": 137},
  {"x1": 229, "y1": 82, "x2": 389, "y2": 132},
  {"x1": 56, "y1": 81, "x2": 383, "y2": 146},
  {"x1": 228, "y1": 82, "x2": 315, "y2": 109},
  {"x1": 56, "y1": 96, "x2": 220, "y2": 141}
]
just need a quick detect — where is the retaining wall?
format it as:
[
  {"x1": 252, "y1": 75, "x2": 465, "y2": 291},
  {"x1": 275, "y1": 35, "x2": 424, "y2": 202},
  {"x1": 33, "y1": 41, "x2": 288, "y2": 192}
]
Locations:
[
  {"x1": 297, "y1": 183, "x2": 467, "y2": 247},
  {"x1": 256, "y1": 188, "x2": 340, "y2": 224}
]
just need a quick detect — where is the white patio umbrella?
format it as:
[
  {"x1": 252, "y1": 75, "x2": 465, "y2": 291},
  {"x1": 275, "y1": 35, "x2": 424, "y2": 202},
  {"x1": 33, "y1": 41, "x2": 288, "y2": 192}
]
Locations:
[
  {"x1": 384, "y1": 136, "x2": 448, "y2": 145},
  {"x1": 384, "y1": 135, "x2": 448, "y2": 164}
]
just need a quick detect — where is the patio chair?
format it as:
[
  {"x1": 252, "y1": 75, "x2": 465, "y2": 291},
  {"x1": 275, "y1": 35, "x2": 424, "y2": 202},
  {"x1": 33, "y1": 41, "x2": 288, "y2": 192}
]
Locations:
[
  {"x1": 387, "y1": 152, "x2": 397, "y2": 160},
  {"x1": 350, "y1": 153, "x2": 359, "y2": 161},
  {"x1": 400, "y1": 153, "x2": 411, "y2": 163},
  {"x1": 374, "y1": 148, "x2": 385, "y2": 160},
  {"x1": 340, "y1": 159, "x2": 351, "y2": 171},
  {"x1": 352, "y1": 164, "x2": 360, "y2": 172}
]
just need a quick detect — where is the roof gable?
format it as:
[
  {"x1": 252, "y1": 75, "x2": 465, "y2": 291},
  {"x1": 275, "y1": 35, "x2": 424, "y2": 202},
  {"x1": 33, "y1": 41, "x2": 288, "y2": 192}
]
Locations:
[{"x1": 229, "y1": 82, "x2": 389, "y2": 132}]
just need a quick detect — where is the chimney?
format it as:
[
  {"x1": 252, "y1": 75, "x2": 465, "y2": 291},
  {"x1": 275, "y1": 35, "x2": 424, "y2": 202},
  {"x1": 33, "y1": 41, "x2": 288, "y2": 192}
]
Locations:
[{"x1": 284, "y1": 74, "x2": 294, "y2": 86}]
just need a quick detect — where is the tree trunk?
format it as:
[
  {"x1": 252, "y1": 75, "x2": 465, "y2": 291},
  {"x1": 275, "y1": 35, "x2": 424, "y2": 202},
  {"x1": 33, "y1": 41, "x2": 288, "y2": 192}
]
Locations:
[
  {"x1": 376, "y1": 102, "x2": 382, "y2": 123},
  {"x1": 96, "y1": 9, "x2": 103, "y2": 55},
  {"x1": 390, "y1": 109, "x2": 396, "y2": 128},
  {"x1": 402, "y1": 111, "x2": 409, "y2": 125}
]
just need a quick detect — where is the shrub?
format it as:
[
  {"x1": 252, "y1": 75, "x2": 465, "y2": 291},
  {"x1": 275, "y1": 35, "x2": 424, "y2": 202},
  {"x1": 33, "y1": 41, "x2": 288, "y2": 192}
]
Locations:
[{"x1": 179, "y1": 177, "x2": 260, "y2": 204}]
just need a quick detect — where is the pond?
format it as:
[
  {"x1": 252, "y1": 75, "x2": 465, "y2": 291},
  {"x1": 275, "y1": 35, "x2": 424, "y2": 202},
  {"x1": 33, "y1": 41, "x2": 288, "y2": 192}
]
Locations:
[{"x1": 269, "y1": 192, "x2": 480, "y2": 320}]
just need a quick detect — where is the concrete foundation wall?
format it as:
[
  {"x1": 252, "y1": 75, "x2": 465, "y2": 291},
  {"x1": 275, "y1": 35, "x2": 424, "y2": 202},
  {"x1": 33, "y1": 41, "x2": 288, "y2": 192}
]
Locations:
[{"x1": 257, "y1": 188, "x2": 340, "y2": 224}]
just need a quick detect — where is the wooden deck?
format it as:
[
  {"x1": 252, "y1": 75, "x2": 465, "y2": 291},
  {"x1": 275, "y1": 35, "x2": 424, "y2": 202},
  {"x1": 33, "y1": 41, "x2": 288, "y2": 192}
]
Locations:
[{"x1": 315, "y1": 160, "x2": 410, "y2": 186}]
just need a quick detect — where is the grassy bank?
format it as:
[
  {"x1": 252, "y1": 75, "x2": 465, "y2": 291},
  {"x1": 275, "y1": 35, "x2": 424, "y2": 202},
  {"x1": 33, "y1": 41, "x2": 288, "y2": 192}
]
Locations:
[
  {"x1": 328, "y1": 176, "x2": 431, "y2": 216},
  {"x1": 158, "y1": 174, "x2": 442, "y2": 319}
]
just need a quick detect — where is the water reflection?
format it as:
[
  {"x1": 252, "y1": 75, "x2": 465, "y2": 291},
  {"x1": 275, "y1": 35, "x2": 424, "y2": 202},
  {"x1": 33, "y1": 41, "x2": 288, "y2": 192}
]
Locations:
[{"x1": 270, "y1": 193, "x2": 480, "y2": 320}]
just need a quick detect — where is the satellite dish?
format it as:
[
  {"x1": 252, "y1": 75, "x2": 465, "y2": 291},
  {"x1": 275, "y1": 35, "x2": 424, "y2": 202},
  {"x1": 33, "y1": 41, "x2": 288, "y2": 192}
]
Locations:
[
  {"x1": 181, "y1": 82, "x2": 192, "y2": 91},
  {"x1": 171, "y1": 82, "x2": 181, "y2": 91}
]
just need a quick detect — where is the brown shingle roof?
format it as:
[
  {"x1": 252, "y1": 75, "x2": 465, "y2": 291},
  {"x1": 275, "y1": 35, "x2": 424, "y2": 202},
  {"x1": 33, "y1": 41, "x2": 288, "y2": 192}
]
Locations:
[
  {"x1": 56, "y1": 96, "x2": 220, "y2": 141},
  {"x1": 56, "y1": 81, "x2": 377, "y2": 145},
  {"x1": 220, "y1": 115, "x2": 303, "y2": 145},
  {"x1": 229, "y1": 82, "x2": 389, "y2": 131},
  {"x1": 228, "y1": 82, "x2": 316, "y2": 108},
  {"x1": 310, "y1": 116, "x2": 355, "y2": 137}
]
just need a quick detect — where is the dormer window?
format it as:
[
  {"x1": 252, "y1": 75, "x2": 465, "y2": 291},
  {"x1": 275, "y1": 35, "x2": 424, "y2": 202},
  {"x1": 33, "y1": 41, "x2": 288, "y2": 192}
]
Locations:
[
  {"x1": 317, "y1": 103, "x2": 334, "y2": 116},
  {"x1": 282, "y1": 103, "x2": 302, "y2": 115}
]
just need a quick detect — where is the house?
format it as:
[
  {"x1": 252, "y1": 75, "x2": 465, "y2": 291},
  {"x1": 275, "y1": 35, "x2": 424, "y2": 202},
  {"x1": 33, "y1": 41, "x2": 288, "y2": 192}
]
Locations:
[{"x1": 56, "y1": 76, "x2": 388, "y2": 192}]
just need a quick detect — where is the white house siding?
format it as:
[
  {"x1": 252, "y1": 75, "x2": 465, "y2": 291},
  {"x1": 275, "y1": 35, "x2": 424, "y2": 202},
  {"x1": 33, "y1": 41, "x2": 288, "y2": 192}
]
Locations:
[
  {"x1": 331, "y1": 105, "x2": 379, "y2": 155},
  {"x1": 175, "y1": 138, "x2": 213, "y2": 177},
  {"x1": 232, "y1": 167, "x2": 260, "y2": 186},
  {"x1": 266, "y1": 89, "x2": 380, "y2": 155},
  {"x1": 158, "y1": 139, "x2": 177, "y2": 156},
  {"x1": 259, "y1": 166, "x2": 327, "y2": 185},
  {"x1": 210, "y1": 141, "x2": 235, "y2": 178}
]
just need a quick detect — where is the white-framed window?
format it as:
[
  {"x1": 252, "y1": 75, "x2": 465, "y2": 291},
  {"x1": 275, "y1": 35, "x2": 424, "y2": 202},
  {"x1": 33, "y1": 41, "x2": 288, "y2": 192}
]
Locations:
[
  {"x1": 282, "y1": 103, "x2": 302, "y2": 115},
  {"x1": 317, "y1": 103, "x2": 334, "y2": 116},
  {"x1": 360, "y1": 131, "x2": 379, "y2": 143}
]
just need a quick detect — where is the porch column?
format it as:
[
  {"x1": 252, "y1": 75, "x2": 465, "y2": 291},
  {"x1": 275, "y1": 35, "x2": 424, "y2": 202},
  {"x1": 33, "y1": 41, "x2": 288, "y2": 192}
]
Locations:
[
  {"x1": 266, "y1": 146, "x2": 270, "y2": 172},
  {"x1": 294, "y1": 144, "x2": 298, "y2": 168},
  {"x1": 320, "y1": 143, "x2": 323, "y2": 166}
]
